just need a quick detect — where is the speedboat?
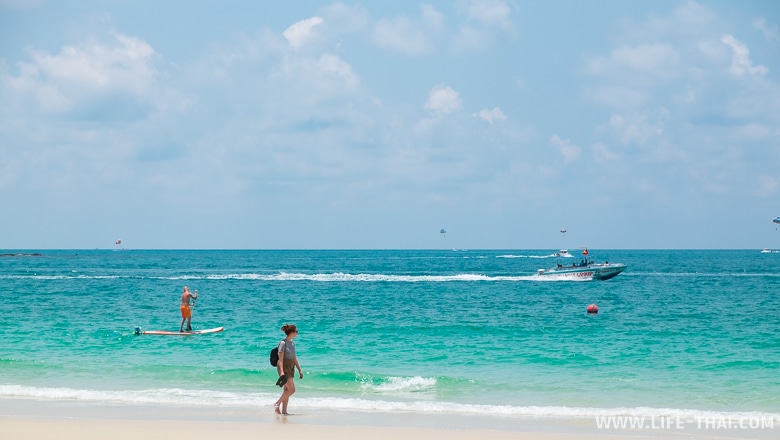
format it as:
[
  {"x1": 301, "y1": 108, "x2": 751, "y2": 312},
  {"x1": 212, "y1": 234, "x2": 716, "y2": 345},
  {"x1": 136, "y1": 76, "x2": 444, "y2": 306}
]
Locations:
[
  {"x1": 536, "y1": 248, "x2": 627, "y2": 281},
  {"x1": 761, "y1": 248, "x2": 772, "y2": 253}
]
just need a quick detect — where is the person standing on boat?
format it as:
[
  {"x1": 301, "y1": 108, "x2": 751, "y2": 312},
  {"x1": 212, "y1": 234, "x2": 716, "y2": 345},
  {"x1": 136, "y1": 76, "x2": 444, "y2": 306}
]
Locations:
[
  {"x1": 179, "y1": 286, "x2": 197, "y2": 332},
  {"x1": 274, "y1": 324, "x2": 303, "y2": 415}
]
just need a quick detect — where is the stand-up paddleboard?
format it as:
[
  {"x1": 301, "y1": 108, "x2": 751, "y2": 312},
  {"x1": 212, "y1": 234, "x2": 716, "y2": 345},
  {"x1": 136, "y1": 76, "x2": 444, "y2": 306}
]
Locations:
[{"x1": 134, "y1": 326, "x2": 224, "y2": 336}]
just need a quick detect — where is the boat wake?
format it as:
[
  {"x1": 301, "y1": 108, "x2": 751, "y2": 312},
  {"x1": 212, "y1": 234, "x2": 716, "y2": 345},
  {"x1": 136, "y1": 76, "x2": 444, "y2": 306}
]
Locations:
[{"x1": 0, "y1": 272, "x2": 607, "y2": 282}]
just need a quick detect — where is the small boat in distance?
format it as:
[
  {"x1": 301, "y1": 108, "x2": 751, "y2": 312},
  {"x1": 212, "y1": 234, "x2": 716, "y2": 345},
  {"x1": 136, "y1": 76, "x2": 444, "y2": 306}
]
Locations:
[
  {"x1": 536, "y1": 248, "x2": 627, "y2": 281},
  {"x1": 761, "y1": 248, "x2": 773, "y2": 253}
]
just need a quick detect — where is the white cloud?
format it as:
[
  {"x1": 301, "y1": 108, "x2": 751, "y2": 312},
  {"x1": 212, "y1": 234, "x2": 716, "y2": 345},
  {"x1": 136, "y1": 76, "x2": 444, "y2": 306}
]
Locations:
[
  {"x1": 617, "y1": 1, "x2": 717, "y2": 40},
  {"x1": 421, "y1": 4, "x2": 445, "y2": 32},
  {"x1": 674, "y1": 86, "x2": 697, "y2": 104},
  {"x1": 614, "y1": 44, "x2": 679, "y2": 71},
  {"x1": 38, "y1": 34, "x2": 155, "y2": 88},
  {"x1": 283, "y1": 16, "x2": 324, "y2": 49},
  {"x1": 696, "y1": 38, "x2": 729, "y2": 63},
  {"x1": 371, "y1": 4, "x2": 452, "y2": 55},
  {"x1": 582, "y1": 86, "x2": 648, "y2": 108},
  {"x1": 549, "y1": 135, "x2": 581, "y2": 162},
  {"x1": 606, "y1": 108, "x2": 670, "y2": 149},
  {"x1": 756, "y1": 175, "x2": 779, "y2": 197},
  {"x1": 425, "y1": 85, "x2": 462, "y2": 114},
  {"x1": 667, "y1": 0, "x2": 718, "y2": 34},
  {"x1": 451, "y1": 0, "x2": 512, "y2": 53},
  {"x1": 317, "y1": 53, "x2": 359, "y2": 85},
  {"x1": 592, "y1": 142, "x2": 619, "y2": 163},
  {"x1": 415, "y1": 84, "x2": 463, "y2": 131},
  {"x1": 721, "y1": 34, "x2": 768, "y2": 76},
  {"x1": 373, "y1": 16, "x2": 433, "y2": 55},
  {"x1": 608, "y1": 113, "x2": 659, "y2": 145},
  {"x1": 320, "y1": 4, "x2": 369, "y2": 35},
  {"x1": 452, "y1": 25, "x2": 490, "y2": 53},
  {"x1": 473, "y1": 107, "x2": 506, "y2": 124},
  {"x1": 752, "y1": 17, "x2": 779, "y2": 42},
  {"x1": 636, "y1": 178, "x2": 655, "y2": 193},
  {"x1": 273, "y1": 53, "x2": 360, "y2": 97},
  {"x1": 729, "y1": 123, "x2": 773, "y2": 142},
  {"x1": 4, "y1": 32, "x2": 158, "y2": 113},
  {"x1": 584, "y1": 43, "x2": 679, "y2": 76},
  {"x1": 461, "y1": 0, "x2": 511, "y2": 31}
]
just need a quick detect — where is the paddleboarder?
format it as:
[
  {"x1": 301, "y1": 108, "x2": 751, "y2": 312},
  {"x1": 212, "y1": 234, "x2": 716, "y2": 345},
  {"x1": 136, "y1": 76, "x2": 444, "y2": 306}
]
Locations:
[{"x1": 179, "y1": 286, "x2": 198, "y2": 332}]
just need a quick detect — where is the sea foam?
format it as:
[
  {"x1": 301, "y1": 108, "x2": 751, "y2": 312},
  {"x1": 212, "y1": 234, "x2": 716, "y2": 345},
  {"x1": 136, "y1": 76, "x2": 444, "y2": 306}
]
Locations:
[{"x1": 2, "y1": 385, "x2": 778, "y2": 421}]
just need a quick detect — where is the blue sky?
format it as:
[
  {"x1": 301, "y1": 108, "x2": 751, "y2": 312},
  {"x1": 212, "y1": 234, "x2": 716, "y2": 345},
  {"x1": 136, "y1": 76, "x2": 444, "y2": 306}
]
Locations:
[{"x1": 1, "y1": 1, "x2": 778, "y2": 249}]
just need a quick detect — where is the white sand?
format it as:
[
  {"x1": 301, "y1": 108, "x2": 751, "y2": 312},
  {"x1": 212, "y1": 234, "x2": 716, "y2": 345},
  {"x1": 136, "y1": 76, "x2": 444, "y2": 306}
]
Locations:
[{"x1": 1, "y1": 398, "x2": 776, "y2": 440}]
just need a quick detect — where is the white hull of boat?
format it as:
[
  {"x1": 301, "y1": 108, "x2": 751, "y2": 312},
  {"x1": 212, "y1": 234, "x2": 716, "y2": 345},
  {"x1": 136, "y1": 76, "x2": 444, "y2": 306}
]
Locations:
[{"x1": 536, "y1": 263, "x2": 627, "y2": 281}]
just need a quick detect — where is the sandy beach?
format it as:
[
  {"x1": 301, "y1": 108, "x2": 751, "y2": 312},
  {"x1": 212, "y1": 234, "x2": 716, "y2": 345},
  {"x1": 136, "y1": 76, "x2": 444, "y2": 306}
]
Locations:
[{"x1": 2, "y1": 398, "x2": 776, "y2": 440}]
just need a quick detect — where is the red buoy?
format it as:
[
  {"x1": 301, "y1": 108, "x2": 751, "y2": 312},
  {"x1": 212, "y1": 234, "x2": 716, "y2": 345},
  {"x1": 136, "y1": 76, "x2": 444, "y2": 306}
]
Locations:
[{"x1": 587, "y1": 304, "x2": 599, "y2": 314}]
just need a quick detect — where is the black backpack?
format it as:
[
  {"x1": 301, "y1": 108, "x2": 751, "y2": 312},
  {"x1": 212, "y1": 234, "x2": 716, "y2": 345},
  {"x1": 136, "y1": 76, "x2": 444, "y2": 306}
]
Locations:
[{"x1": 270, "y1": 346, "x2": 279, "y2": 367}]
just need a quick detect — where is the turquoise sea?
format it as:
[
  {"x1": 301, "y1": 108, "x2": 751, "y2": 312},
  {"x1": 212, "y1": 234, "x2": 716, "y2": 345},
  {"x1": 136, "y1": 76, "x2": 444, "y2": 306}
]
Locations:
[{"x1": 1, "y1": 249, "x2": 779, "y2": 420}]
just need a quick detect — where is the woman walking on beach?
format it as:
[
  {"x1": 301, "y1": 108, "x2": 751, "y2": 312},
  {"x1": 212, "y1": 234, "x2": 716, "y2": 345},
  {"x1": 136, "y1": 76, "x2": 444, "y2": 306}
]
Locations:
[{"x1": 274, "y1": 324, "x2": 303, "y2": 415}]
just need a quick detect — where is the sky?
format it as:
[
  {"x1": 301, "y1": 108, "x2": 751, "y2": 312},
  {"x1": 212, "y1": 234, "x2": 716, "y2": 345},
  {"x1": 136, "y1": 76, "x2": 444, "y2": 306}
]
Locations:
[{"x1": 1, "y1": 0, "x2": 779, "y2": 250}]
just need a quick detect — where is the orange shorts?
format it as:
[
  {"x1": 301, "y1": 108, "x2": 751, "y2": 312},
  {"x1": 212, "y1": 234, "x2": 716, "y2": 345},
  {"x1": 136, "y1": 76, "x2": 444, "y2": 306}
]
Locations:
[{"x1": 180, "y1": 304, "x2": 191, "y2": 319}]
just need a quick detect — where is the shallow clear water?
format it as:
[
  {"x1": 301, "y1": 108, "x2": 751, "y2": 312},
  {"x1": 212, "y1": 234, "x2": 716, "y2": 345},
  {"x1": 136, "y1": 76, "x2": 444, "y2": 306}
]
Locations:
[{"x1": 1, "y1": 249, "x2": 778, "y2": 418}]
